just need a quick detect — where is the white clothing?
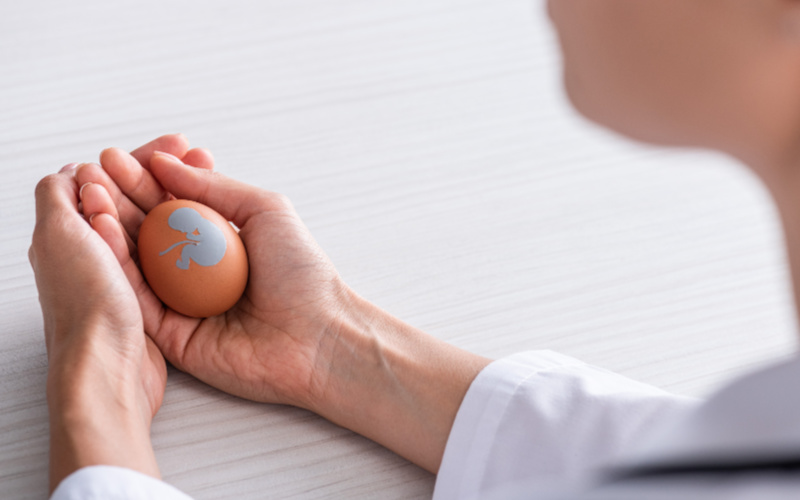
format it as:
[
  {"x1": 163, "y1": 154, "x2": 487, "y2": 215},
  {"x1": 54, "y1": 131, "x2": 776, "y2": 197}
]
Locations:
[
  {"x1": 433, "y1": 350, "x2": 697, "y2": 498},
  {"x1": 51, "y1": 350, "x2": 800, "y2": 499},
  {"x1": 51, "y1": 465, "x2": 192, "y2": 500},
  {"x1": 435, "y1": 350, "x2": 800, "y2": 499}
]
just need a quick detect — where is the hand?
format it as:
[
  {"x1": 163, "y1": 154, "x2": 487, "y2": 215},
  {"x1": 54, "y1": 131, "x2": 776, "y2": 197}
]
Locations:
[
  {"x1": 28, "y1": 134, "x2": 194, "y2": 491},
  {"x1": 78, "y1": 149, "x2": 345, "y2": 406},
  {"x1": 83, "y1": 145, "x2": 491, "y2": 473}
]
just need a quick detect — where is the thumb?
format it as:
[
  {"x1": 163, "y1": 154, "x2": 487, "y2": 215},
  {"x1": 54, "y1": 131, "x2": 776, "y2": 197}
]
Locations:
[{"x1": 149, "y1": 151, "x2": 287, "y2": 226}]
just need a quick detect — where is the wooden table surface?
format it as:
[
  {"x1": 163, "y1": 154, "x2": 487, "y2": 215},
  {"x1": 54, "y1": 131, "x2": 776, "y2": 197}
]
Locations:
[{"x1": 2, "y1": 0, "x2": 797, "y2": 498}]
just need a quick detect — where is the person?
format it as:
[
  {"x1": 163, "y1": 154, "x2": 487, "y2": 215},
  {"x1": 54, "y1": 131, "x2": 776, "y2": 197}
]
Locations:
[{"x1": 28, "y1": 0, "x2": 800, "y2": 498}]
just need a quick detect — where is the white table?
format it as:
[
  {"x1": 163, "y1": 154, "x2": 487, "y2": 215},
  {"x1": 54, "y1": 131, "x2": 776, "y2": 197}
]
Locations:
[{"x1": 2, "y1": 1, "x2": 796, "y2": 498}]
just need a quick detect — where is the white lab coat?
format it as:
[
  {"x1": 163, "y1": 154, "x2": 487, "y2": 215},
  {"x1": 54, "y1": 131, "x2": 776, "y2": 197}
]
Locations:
[{"x1": 51, "y1": 350, "x2": 800, "y2": 499}]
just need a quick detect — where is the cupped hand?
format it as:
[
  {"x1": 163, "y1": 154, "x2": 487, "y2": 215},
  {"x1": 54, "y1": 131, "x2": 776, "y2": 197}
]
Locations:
[
  {"x1": 29, "y1": 135, "x2": 195, "y2": 487},
  {"x1": 83, "y1": 148, "x2": 349, "y2": 410},
  {"x1": 31, "y1": 172, "x2": 166, "y2": 421}
]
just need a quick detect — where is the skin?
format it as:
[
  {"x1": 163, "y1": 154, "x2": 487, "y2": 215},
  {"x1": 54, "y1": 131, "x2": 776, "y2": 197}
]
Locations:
[{"x1": 31, "y1": 0, "x2": 800, "y2": 493}]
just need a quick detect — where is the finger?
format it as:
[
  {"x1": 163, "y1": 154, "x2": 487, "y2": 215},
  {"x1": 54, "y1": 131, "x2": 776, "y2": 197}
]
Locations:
[
  {"x1": 34, "y1": 172, "x2": 80, "y2": 225},
  {"x1": 79, "y1": 182, "x2": 118, "y2": 219},
  {"x1": 75, "y1": 162, "x2": 146, "y2": 241},
  {"x1": 100, "y1": 147, "x2": 173, "y2": 214},
  {"x1": 181, "y1": 148, "x2": 215, "y2": 170},
  {"x1": 149, "y1": 151, "x2": 290, "y2": 227},
  {"x1": 32, "y1": 174, "x2": 86, "y2": 353},
  {"x1": 89, "y1": 213, "x2": 131, "y2": 263},
  {"x1": 90, "y1": 212, "x2": 170, "y2": 333},
  {"x1": 59, "y1": 162, "x2": 80, "y2": 174},
  {"x1": 80, "y1": 182, "x2": 137, "y2": 256},
  {"x1": 130, "y1": 133, "x2": 189, "y2": 170},
  {"x1": 31, "y1": 172, "x2": 84, "y2": 271}
]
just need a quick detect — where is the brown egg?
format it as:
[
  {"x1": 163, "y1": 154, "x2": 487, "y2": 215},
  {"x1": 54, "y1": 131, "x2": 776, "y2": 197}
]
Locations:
[{"x1": 138, "y1": 199, "x2": 248, "y2": 318}]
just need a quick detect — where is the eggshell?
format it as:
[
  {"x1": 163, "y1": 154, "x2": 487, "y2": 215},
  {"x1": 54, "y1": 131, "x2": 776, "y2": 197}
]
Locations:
[{"x1": 138, "y1": 199, "x2": 248, "y2": 318}]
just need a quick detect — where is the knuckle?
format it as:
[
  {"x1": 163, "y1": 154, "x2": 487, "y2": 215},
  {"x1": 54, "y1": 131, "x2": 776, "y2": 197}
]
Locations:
[
  {"x1": 27, "y1": 245, "x2": 36, "y2": 268},
  {"x1": 266, "y1": 192, "x2": 293, "y2": 211},
  {"x1": 29, "y1": 232, "x2": 48, "y2": 267},
  {"x1": 30, "y1": 224, "x2": 50, "y2": 251},
  {"x1": 75, "y1": 162, "x2": 102, "y2": 184},
  {"x1": 34, "y1": 174, "x2": 60, "y2": 199}
]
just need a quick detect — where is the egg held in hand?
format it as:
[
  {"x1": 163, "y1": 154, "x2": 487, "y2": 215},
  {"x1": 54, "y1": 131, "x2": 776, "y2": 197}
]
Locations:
[{"x1": 138, "y1": 199, "x2": 248, "y2": 318}]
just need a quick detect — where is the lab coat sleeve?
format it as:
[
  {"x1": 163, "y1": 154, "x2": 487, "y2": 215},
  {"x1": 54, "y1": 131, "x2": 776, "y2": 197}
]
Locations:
[
  {"x1": 50, "y1": 465, "x2": 194, "y2": 500},
  {"x1": 433, "y1": 350, "x2": 698, "y2": 500}
]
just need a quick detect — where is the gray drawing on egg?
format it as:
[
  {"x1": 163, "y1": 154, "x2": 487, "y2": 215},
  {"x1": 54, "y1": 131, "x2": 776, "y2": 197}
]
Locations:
[{"x1": 159, "y1": 207, "x2": 227, "y2": 270}]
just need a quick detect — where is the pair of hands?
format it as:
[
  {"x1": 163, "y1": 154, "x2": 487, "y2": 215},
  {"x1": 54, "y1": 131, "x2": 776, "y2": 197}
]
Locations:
[
  {"x1": 32, "y1": 134, "x2": 490, "y2": 492},
  {"x1": 31, "y1": 134, "x2": 351, "y2": 487}
]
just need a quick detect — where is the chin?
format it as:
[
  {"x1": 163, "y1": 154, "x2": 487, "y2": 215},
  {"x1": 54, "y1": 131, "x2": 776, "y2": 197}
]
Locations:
[{"x1": 563, "y1": 70, "x2": 695, "y2": 148}]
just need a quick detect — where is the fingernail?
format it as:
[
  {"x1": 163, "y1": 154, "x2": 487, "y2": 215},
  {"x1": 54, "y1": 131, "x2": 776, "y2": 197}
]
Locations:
[
  {"x1": 154, "y1": 151, "x2": 183, "y2": 163},
  {"x1": 74, "y1": 162, "x2": 95, "y2": 174},
  {"x1": 59, "y1": 163, "x2": 79, "y2": 173},
  {"x1": 79, "y1": 182, "x2": 93, "y2": 200},
  {"x1": 88, "y1": 213, "x2": 97, "y2": 225}
]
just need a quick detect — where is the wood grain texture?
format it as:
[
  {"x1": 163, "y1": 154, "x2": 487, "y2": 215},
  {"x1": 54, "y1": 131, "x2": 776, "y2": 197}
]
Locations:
[{"x1": 1, "y1": 0, "x2": 796, "y2": 498}]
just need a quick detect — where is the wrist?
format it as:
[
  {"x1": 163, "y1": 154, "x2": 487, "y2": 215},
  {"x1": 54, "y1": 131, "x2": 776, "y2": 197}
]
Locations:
[
  {"x1": 48, "y1": 401, "x2": 159, "y2": 493},
  {"x1": 307, "y1": 289, "x2": 492, "y2": 472},
  {"x1": 45, "y1": 323, "x2": 160, "y2": 492},
  {"x1": 46, "y1": 325, "x2": 150, "y2": 422}
]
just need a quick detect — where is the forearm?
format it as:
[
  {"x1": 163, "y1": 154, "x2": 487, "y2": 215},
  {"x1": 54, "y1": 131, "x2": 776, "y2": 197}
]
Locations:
[{"x1": 310, "y1": 291, "x2": 492, "y2": 473}]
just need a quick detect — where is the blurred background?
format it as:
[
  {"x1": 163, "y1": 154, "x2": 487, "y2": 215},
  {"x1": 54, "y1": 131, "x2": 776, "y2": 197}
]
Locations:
[{"x1": 1, "y1": 1, "x2": 795, "y2": 498}]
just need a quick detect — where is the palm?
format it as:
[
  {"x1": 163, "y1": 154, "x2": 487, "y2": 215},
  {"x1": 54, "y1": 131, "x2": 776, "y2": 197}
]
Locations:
[{"x1": 156, "y1": 207, "x2": 343, "y2": 405}]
